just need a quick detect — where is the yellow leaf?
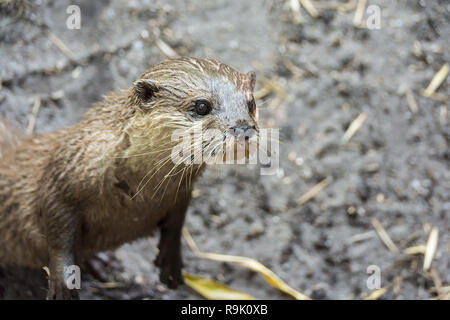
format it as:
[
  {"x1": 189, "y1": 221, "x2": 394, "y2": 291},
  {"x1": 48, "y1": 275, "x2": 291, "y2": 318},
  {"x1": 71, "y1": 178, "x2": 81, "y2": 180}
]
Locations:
[
  {"x1": 182, "y1": 228, "x2": 311, "y2": 300},
  {"x1": 184, "y1": 273, "x2": 255, "y2": 300},
  {"x1": 364, "y1": 287, "x2": 387, "y2": 300}
]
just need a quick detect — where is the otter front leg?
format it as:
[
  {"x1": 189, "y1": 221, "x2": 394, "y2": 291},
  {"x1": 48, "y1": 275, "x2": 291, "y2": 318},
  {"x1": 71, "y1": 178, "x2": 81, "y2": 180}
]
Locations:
[
  {"x1": 155, "y1": 200, "x2": 189, "y2": 289},
  {"x1": 44, "y1": 207, "x2": 81, "y2": 300},
  {"x1": 47, "y1": 248, "x2": 80, "y2": 300}
]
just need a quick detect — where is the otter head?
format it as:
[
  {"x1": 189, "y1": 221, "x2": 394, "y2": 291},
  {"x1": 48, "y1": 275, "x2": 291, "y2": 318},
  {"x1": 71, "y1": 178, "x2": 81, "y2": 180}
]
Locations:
[{"x1": 131, "y1": 58, "x2": 258, "y2": 164}]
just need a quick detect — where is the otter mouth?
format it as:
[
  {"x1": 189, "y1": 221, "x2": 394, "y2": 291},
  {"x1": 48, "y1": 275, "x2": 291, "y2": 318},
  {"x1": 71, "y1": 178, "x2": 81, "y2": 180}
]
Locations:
[
  {"x1": 170, "y1": 125, "x2": 259, "y2": 166},
  {"x1": 199, "y1": 125, "x2": 259, "y2": 164},
  {"x1": 220, "y1": 137, "x2": 255, "y2": 162}
]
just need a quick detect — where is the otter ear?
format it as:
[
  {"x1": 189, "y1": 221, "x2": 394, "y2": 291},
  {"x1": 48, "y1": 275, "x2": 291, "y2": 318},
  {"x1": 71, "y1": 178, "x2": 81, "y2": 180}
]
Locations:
[
  {"x1": 246, "y1": 71, "x2": 256, "y2": 92},
  {"x1": 133, "y1": 79, "x2": 159, "y2": 103}
]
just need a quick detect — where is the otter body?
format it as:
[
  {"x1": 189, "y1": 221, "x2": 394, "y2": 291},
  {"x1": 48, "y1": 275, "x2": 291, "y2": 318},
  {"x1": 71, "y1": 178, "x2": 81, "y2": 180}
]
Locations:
[
  {"x1": 0, "y1": 58, "x2": 257, "y2": 299},
  {"x1": 0, "y1": 100, "x2": 188, "y2": 266}
]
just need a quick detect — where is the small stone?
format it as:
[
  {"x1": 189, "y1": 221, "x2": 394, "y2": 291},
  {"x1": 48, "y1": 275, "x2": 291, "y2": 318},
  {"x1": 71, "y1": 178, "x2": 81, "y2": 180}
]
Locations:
[
  {"x1": 192, "y1": 189, "x2": 203, "y2": 198},
  {"x1": 140, "y1": 30, "x2": 149, "y2": 39},
  {"x1": 135, "y1": 274, "x2": 145, "y2": 285},
  {"x1": 132, "y1": 40, "x2": 143, "y2": 50},
  {"x1": 51, "y1": 90, "x2": 65, "y2": 100},
  {"x1": 282, "y1": 177, "x2": 292, "y2": 184},
  {"x1": 156, "y1": 284, "x2": 167, "y2": 293},
  {"x1": 288, "y1": 151, "x2": 296, "y2": 161},
  {"x1": 302, "y1": 167, "x2": 313, "y2": 179},
  {"x1": 376, "y1": 193, "x2": 385, "y2": 203},
  {"x1": 347, "y1": 206, "x2": 356, "y2": 215},
  {"x1": 251, "y1": 223, "x2": 264, "y2": 236},
  {"x1": 295, "y1": 157, "x2": 304, "y2": 166},
  {"x1": 357, "y1": 207, "x2": 366, "y2": 216},
  {"x1": 71, "y1": 66, "x2": 82, "y2": 79},
  {"x1": 411, "y1": 179, "x2": 428, "y2": 195}
]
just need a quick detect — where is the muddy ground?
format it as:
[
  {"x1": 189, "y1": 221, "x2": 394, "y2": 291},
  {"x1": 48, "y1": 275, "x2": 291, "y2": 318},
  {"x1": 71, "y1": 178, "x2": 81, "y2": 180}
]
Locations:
[{"x1": 0, "y1": 0, "x2": 448, "y2": 300}]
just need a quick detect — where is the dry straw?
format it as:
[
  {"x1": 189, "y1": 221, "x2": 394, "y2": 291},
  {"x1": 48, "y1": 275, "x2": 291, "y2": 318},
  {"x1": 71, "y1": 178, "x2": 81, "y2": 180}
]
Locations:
[
  {"x1": 353, "y1": 0, "x2": 367, "y2": 28},
  {"x1": 26, "y1": 98, "x2": 41, "y2": 135},
  {"x1": 342, "y1": 112, "x2": 367, "y2": 143},
  {"x1": 371, "y1": 217, "x2": 398, "y2": 253},
  {"x1": 299, "y1": 0, "x2": 319, "y2": 18},
  {"x1": 297, "y1": 177, "x2": 330, "y2": 205},
  {"x1": 47, "y1": 31, "x2": 74, "y2": 60},
  {"x1": 155, "y1": 38, "x2": 180, "y2": 59},
  {"x1": 423, "y1": 227, "x2": 439, "y2": 271},
  {"x1": 423, "y1": 63, "x2": 448, "y2": 98},
  {"x1": 183, "y1": 228, "x2": 311, "y2": 300}
]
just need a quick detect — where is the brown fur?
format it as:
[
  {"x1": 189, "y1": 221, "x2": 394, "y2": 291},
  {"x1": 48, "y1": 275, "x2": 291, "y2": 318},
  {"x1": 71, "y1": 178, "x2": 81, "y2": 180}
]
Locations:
[{"x1": 0, "y1": 58, "x2": 257, "y2": 299}]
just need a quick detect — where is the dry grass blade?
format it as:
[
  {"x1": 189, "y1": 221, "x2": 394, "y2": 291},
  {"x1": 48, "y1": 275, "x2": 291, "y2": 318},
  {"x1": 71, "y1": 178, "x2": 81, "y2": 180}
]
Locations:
[
  {"x1": 371, "y1": 217, "x2": 398, "y2": 253},
  {"x1": 289, "y1": 0, "x2": 300, "y2": 12},
  {"x1": 47, "y1": 31, "x2": 74, "y2": 60},
  {"x1": 428, "y1": 268, "x2": 444, "y2": 298},
  {"x1": 282, "y1": 59, "x2": 305, "y2": 78},
  {"x1": 406, "y1": 89, "x2": 418, "y2": 113},
  {"x1": 430, "y1": 285, "x2": 450, "y2": 300},
  {"x1": 254, "y1": 86, "x2": 271, "y2": 101},
  {"x1": 26, "y1": 98, "x2": 41, "y2": 135},
  {"x1": 297, "y1": 177, "x2": 330, "y2": 205},
  {"x1": 423, "y1": 63, "x2": 449, "y2": 98},
  {"x1": 299, "y1": 0, "x2": 319, "y2": 18},
  {"x1": 182, "y1": 228, "x2": 311, "y2": 300},
  {"x1": 364, "y1": 287, "x2": 387, "y2": 300},
  {"x1": 99, "y1": 281, "x2": 123, "y2": 289},
  {"x1": 423, "y1": 227, "x2": 439, "y2": 271},
  {"x1": 261, "y1": 77, "x2": 289, "y2": 100},
  {"x1": 404, "y1": 244, "x2": 426, "y2": 255},
  {"x1": 425, "y1": 92, "x2": 448, "y2": 103},
  {"x1": 155, "y1": 38, "x2": 180, "y2": 59},
  {"x1": 347, "y1": 231, "x2": 375, "y2": 244},
  {"x1": 184, "y1": 273, "x2": 256, "y2": 300},
  {"x1": 341, "y1": 112, "x2": 367, "y2": 143},
  {"x1": 289, "y1": 0, "x2": 304, "y2": 24},
  {"x1": 353, "y1": 0, "x2": 366, "y2": 27}
]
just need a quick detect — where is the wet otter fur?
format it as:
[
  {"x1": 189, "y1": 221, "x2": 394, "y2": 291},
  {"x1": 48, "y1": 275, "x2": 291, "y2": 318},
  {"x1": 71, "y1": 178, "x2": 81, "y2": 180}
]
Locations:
[{"x1": 0, "y1": 58, "x2": 257, "y2": 299}]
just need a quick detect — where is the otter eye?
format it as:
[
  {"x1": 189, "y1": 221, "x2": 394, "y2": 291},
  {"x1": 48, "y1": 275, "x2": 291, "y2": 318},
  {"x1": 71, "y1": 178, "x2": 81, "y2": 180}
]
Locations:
[
  {"x1": 194, "y1": 99, "x2": 211, "y2": 116},
  {"x1": 247, "y1": 97, "x2": 256, "y2": 114}
]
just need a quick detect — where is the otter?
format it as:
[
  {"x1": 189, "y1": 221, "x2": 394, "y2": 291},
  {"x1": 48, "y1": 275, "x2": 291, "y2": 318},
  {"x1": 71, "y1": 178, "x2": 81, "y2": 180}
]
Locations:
[{"x1": 0, "y1": 58, "x2": 258, "y2": 299}]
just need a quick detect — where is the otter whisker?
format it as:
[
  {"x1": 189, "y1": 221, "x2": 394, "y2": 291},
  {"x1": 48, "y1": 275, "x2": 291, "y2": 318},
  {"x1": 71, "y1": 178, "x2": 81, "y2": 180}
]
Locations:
[
  {"x1": 132, "y1": 151, "x2": 175, "y2": 200},
  {"x1": 176, "y1": 167, "x2": 187, "y2": 202},
  {"x1": 151, "y1": 142, "x2": 201, "y2": 199},
  {"x1": 114, "y1": 145, "x2": 176, "y2": 159}
]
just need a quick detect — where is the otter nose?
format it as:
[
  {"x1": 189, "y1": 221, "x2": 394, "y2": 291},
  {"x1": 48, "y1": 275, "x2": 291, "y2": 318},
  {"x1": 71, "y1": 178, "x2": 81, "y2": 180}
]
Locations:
[{"x1": 230, "y1": 125, "x2": 256, "y2": 141}]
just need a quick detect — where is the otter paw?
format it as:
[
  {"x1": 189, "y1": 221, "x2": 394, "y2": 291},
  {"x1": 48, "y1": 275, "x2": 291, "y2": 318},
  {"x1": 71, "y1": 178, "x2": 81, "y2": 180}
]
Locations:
[
  {"x1": 47, "y1": 281, "x2": 79, "y2": 300},
  {"x1": 154, "y1": 254, "x2": 184, "y2": 289},
  {"x1": 159, "y1": 266, "x2": 184, "y2": 289}
]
